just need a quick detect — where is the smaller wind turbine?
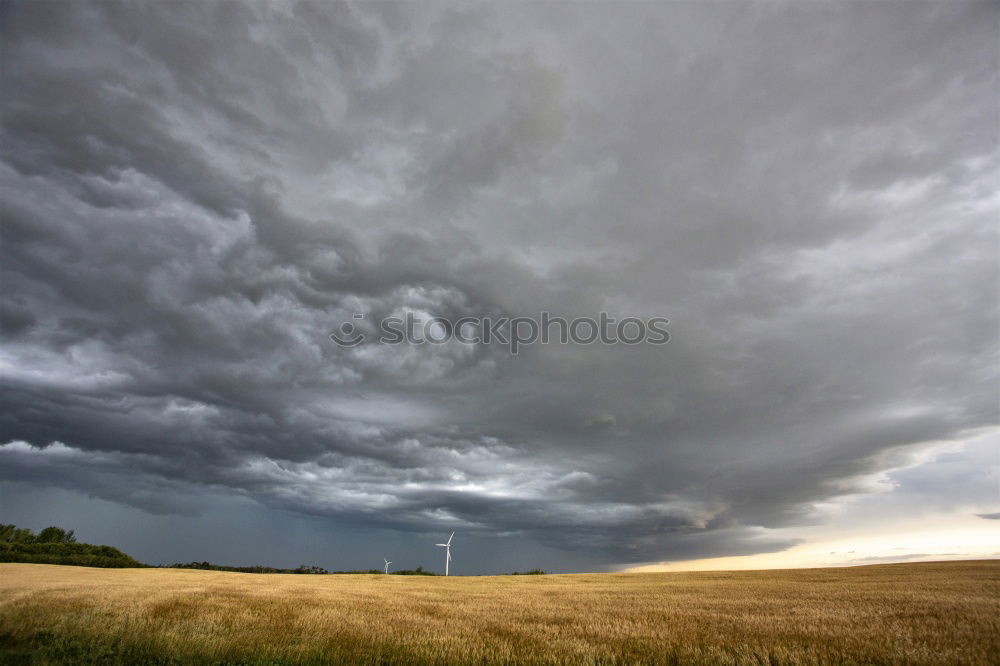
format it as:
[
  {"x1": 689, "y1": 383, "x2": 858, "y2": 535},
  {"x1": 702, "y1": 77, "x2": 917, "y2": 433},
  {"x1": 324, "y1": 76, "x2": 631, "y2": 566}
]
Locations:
[
  {"x1": 435, "y1": 531, "x2": 454, "y2": 576},
  {"x1": 383, "y1": 558, "x2": 392, "y2": 574}
]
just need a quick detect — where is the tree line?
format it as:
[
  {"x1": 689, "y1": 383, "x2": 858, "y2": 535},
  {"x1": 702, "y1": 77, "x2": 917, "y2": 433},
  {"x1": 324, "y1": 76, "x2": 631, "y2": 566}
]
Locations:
[
  {"x1": 0, "y1": 524, "x2": 78, "y2": 544},
  {"x1": 170, "y1": 562, "x2": 336, "y2": 574},
  {"x1": 169, "y1": 562, "x2": 440, "y2": 575},
  {"x1": 0, "y1": 524, "x2": 547, "y2": 574},
  {"x1": 1, "y1": 524, "x2": 141, "y2": 568}
]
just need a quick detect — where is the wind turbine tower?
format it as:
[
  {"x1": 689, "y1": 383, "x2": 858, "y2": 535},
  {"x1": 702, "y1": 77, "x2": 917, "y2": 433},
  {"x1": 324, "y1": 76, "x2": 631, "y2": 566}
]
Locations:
[
  {"x1": 435, "y1": 532, "x2": 454, "y2": 576},
  {"x1": 383, "y1": 558, "x2": 392, "y2": 574}
]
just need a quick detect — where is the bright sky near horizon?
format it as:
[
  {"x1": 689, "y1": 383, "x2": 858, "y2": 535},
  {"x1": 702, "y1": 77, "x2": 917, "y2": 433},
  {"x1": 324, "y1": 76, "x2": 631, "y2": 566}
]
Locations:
[{"x1": 629, "y1": 428, "x2": 1000, "y2": 571}]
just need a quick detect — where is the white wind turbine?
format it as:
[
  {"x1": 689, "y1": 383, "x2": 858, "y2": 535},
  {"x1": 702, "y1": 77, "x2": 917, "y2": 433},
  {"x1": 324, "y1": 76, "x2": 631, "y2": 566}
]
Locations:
[
  {"x1": 435, "y1": 531, "x2": 454, "y2": 576},
  {"x1": 383, "y1": 558, "x2": 392, "y2": 574}
]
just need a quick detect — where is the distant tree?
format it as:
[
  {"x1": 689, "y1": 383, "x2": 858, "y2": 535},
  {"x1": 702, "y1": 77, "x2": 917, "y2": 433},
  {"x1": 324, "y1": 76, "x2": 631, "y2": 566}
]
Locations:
[
  {"x1": 35, "y1": 526, "x2": 77, "y2": 544},
  {"x1": 392, "y1": 566, "x2": 438, "y2": 576},
  {"x1": 171, "y1": 561, "x2": 331, "y2": 574},
  {"x1": 0, "y1": 524, "x2": 37, "y2": 543}
]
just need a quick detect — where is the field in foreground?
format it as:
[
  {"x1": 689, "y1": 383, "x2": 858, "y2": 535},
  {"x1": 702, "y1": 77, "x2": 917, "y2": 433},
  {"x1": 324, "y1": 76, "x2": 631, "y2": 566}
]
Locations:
[{"x1": 1, "y1": 561, "x2": 997, "y2": 665}]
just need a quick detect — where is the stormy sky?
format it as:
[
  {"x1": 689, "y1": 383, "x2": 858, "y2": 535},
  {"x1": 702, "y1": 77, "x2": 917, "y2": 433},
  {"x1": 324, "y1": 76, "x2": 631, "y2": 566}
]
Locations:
[{"x1": 1, "y1": 1, "x2": 997, "y2": 573}]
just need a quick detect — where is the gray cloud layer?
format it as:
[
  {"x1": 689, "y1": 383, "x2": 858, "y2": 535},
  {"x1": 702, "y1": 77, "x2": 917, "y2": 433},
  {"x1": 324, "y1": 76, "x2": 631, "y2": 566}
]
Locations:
[{"x1": 2, "y1": 1, "x2": 997, "y2": 568}]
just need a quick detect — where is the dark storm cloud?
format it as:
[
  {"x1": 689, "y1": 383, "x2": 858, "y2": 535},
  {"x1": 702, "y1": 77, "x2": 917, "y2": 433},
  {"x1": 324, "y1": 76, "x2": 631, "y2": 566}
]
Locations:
[{"x1": 1, "y1": 1, "x2": 997, "y2": 566}]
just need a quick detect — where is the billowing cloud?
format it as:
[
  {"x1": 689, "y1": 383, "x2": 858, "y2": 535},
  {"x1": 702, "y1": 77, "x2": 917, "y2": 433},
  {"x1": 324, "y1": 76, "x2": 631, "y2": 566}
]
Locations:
[{"x1": 1, "y1": 1, "x2": 997, "y2": 569}]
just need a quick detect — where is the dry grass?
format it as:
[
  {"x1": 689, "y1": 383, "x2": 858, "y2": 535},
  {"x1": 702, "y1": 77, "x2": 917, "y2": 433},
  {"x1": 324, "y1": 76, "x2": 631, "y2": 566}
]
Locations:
[{"x1": 1, "y1": 560, "x2": 997, "y2": 664}]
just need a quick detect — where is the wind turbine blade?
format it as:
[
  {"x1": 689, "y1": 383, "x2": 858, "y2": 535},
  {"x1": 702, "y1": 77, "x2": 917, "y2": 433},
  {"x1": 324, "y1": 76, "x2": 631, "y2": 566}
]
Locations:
[
  {"x1": 435, "y1": 543, "x2": 447, "y2": 547},
  {"x1": 447, "y1": 531, "x2": 455, "y2": 545}
]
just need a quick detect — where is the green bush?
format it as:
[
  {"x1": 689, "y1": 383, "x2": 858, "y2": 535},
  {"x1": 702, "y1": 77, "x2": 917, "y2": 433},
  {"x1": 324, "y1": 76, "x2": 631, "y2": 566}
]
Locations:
[{"x1": 0, "y1": 542, "x2": 142, "y2": 568}]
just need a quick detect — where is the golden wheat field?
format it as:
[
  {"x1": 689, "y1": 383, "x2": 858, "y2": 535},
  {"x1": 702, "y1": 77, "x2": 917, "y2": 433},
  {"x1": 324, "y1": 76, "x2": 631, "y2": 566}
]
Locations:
[{"x1": 1, "y1": 560, "x2": 998, "y2": 665}]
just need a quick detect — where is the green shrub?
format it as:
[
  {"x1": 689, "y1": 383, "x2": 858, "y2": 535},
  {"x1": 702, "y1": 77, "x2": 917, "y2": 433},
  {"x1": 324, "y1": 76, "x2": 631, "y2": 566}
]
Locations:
[{"x1": 0, "y1": 542, "x2": 142, "y2": 568}]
